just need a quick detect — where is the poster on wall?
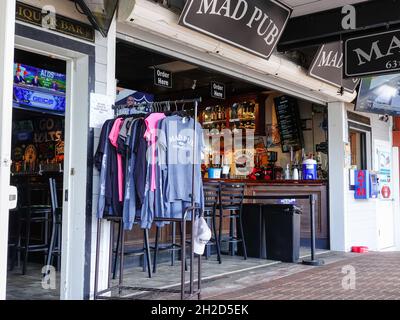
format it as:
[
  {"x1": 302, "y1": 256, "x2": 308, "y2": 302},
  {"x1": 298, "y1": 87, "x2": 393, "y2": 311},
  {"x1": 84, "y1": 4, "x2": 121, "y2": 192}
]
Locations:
[
  {"x1": 374, "y1": 140, "x2": 393, "y2": 200},
  {"x1": 89, "y1": 93, "x2": 114, "y2": 129}
]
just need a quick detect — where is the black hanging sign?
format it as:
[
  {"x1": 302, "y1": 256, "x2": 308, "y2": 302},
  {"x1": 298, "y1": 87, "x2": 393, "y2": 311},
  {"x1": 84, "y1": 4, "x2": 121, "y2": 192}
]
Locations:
[
  {"x1": 309, "y1": 42, "x2": 359, "y2": 93},
  {"x1": 274, "y1": 95, "x2": 303, "y2": 153},
  {"x1": 344, "y1": 29, "x2": 400, "y2": 78},
  {"x1": 178, "y1": 0, "x2": 292, "y2": 60},
  {"x1": 211, "y1": 81, "x2": 225, "y2": 99},
  {"x1": 154, "y1": 68, "x2": 172, "y2": 88}
]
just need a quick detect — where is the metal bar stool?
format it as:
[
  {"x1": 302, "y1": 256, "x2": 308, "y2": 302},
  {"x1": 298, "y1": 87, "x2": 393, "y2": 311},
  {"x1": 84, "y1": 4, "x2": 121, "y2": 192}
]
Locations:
[
  {"x1": 203, "y1": 181, "x2": 222, "y2": 263},
  {"x1": 112, "y1": 221, "x2": 152, "y2": 279},
  {"x1": 15, "y1": 182, "x2": 53, "y2": 274},
  {"x1": 152, "y1": 222, "x2": 188, "y2": 273},
  {"x1": 218, "y1": 182, "x2": 247, "y2": 260},
  {"x1": 43, "y1": 178, "x2": 62, "y2": 276}
]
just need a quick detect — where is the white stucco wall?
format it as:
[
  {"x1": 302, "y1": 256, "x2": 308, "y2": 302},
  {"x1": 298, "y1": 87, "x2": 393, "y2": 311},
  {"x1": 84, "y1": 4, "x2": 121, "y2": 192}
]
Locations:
[{"x1": 329, "y1": 101, "x2": 397, "y2": 252}]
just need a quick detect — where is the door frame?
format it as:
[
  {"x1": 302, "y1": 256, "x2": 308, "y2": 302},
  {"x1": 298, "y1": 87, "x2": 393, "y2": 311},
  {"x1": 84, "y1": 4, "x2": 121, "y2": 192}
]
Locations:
[{"x1": 3, "y1": 23, "x2": 95, "y2": 300}]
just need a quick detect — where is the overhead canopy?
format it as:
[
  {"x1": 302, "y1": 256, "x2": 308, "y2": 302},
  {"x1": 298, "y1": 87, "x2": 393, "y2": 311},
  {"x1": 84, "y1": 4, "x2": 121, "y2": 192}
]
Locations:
[{"x1": 278, "y1": 0, "x2": 400, "y2": 51}]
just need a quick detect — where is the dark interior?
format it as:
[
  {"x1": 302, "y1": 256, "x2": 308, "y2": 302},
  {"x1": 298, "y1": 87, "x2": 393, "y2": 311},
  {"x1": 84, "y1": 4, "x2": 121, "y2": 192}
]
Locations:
[{"x1": 115, "y1": 40, "x2": 265, "y2": 101}]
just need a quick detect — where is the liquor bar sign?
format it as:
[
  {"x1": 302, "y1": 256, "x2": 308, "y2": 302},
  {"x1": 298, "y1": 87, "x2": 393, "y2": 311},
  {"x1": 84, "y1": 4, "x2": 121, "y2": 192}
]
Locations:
[
  {"x1": 179, "y1": 0, "x2": 292, "y2": 60},
  {"x1": 309, "y1": 42, "x2": 359, "y2": 93},
  {"x1": 16, "y1": 2, "x2": 95, "y2": 42},
  {"x1": 344, "y1": 29, "x2": 400, "y2": 77}
]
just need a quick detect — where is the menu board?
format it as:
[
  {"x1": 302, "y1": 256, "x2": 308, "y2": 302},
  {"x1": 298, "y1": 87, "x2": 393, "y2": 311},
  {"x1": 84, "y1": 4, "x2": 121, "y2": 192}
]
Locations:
[{"x1": 274, "y1": 95, "x2": 304, "y2": 153}]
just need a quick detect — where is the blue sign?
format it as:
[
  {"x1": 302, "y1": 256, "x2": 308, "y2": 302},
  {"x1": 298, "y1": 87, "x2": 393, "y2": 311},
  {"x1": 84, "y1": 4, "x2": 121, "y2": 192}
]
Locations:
[
  {"x1": 354, "y1": 170, "x2": 370, "y2": 199},
  {"x1": 13, "y1": 86, "x2": 66, "y2": 113}
]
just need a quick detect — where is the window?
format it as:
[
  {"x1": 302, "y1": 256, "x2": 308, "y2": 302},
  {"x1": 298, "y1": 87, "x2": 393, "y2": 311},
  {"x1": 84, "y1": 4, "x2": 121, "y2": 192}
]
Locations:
[{"x1": 349, "y1": 129, "x2": 367, "y2": 170}]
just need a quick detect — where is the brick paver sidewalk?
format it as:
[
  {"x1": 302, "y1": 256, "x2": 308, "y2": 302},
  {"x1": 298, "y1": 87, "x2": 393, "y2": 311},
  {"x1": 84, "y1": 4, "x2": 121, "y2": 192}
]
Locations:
[{"x1": 207, "y1": 252, "x2": 400, "y2": 300}]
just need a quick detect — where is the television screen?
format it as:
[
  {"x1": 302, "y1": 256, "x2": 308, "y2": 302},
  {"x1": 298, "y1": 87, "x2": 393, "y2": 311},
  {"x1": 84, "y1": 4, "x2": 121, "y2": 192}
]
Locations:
[
  {"x1": 13, "y1": 63, "x2": 66, "y2": 114},
  {"x1": 355, "y1": 74, "x2": 400, "y2": 116}
]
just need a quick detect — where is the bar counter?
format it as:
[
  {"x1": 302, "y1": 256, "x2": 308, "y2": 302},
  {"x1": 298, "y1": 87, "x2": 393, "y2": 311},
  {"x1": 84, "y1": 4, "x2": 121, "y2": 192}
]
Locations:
[{"x1": 204, "y1": 178, "x2": 329, "y2": 248}]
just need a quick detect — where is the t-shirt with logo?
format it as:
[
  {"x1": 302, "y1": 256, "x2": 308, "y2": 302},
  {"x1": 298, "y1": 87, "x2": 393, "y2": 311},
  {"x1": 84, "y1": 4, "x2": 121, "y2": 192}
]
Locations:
[{"x1": 158, "y1": 115, "x2": 204, "y2": 213}]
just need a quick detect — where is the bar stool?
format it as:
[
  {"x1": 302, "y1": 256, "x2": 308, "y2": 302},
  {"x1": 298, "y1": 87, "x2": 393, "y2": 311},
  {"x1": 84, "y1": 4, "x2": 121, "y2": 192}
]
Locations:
[
  {"x1": 16, "y1": 182, "x2": 53, "y2": 275},
  {"x1": 218, "y1": 182, "x2": 247, "y2": 260},
  {"x1": 112, "y1": 220, "x2": 152, "y2": 279},
  {"x1": 43, "y1": 178, "x2": 62, "y2": 276},
  {"x1": 152, "y1": 222, "x2": 188, "y2": 273},
  {"x1": 203, "y1": 181, "x2": 222, "y2": 263}
]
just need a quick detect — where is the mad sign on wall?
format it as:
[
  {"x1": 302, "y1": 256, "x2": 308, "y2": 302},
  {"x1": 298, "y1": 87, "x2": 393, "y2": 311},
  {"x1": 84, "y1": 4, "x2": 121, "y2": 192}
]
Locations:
[
  {"x1": 178, "y1": 0, "x2": 292, "y2": 60},
  {"x1": 344, "y1": 28, "x2": 400, "y2": 78},
  {"x1": 309, "y1": 42, "x2": 359, "y2": 93}
]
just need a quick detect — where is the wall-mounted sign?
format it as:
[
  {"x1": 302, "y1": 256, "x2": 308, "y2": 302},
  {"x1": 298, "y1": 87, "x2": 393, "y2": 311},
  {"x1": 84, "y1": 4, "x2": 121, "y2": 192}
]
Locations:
[
  {"x1": 179, "y1": 0, "x2": 292, "y2": 60},
  {"x1": 274, "y1": 95, "x2": 303, "y2": 153},
  {"x1": 354, "y1": 170, "x2": 369, "y2": 199},
  {"x1": 309, "y1": 42, "x2": 359, "y2": 93},
  {"x1": 374, "y1": 140, "x2": 393, "y2": 200},
  {"x1": 90, "y1": 93, "x2": 114, "y2": 129},
  {"x1": 211, "y1": 81, "x2": 225, "y2": 99},
  {"x1": 16, "y1": 2, "x2": 95, "y2": 42},
  {"x1": 344, "y1": 29, "x2": 400, "y2": 78},
  {"x1": 154, "y1": 68, "x2": 172, "y2": 88}
]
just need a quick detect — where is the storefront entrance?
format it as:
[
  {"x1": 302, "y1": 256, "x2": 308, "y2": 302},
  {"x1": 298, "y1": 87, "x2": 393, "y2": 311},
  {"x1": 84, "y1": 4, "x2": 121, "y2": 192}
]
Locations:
[
  {"x1": 0, "y1": 23, "x2": 93, "y2": 300},
  {"x1": 91, "y1": 40, "x2": 330, "y2": 298},
  {"x1": 6, "y1": 49, "x2": 66, "y2": 299}
]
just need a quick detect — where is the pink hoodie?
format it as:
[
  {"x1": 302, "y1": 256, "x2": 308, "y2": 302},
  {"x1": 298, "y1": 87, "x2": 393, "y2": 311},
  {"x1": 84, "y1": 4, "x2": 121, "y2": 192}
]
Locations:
[
  {"x1": 109, "y1": 118, "x2": 124, "y2": 202},
  {"x1": 144, "y1": 113, "x2": 166, "y2": 191}
]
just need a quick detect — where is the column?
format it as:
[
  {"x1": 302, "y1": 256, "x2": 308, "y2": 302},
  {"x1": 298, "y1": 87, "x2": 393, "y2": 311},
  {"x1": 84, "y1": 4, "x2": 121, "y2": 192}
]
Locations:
[
  {"x1": 328, "y1": 101, "x2": 348, "y2": 251},
  {"x1": 0, "y1": 0, "x2": 16, "y2": 300}
]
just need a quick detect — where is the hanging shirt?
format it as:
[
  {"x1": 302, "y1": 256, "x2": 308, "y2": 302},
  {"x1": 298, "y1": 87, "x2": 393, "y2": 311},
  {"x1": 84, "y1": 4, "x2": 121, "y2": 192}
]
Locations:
[
  {"x1": 144, "y1": 113, "x2": 166, "y2": 191},
  {"x1": 158, "y1": 115, "x2": 205, "y2": 214},
  {"x1": 109, "y1": 118, "x2": 124, "y2": 202},
  {"x1": 134, "y1": 119, "x2": 147, "y2": 207},
  {"x1": 122, "y1": 119, "x2": 141, "y2": 230},
  {"x1": 94, "y1": 119, "x2": 113, "y2": 219}
]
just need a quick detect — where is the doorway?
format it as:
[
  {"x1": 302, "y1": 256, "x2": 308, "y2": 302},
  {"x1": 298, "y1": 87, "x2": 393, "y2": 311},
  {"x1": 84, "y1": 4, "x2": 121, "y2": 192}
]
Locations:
[
  {"x1": 6, "y1": 49, "x2": 66, "y2": 299},
  {"x1": 0, "y1": 26, "x2": 93, "y2": 299}
]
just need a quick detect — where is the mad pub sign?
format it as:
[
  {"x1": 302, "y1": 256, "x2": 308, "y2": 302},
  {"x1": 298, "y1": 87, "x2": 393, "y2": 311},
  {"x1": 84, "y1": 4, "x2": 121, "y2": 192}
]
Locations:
[
  {"x1": 178, "y1": 0, "x2": 292, "y2": 60},
  {"x1": 309, "y1": 42, "x2": 359, "y2": 93},
  {"x1": 344, "y1": 28, "x2": 400, "y2": 78},
  {"x1": 354, "y1": 170, "x2": 370, "y2": 200}
]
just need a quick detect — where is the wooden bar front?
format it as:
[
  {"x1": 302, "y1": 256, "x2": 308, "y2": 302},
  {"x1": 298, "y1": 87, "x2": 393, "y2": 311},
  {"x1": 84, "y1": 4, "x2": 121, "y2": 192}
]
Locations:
[{"x1": 124, "y1": 179, "x2": 329, "y2": 250}]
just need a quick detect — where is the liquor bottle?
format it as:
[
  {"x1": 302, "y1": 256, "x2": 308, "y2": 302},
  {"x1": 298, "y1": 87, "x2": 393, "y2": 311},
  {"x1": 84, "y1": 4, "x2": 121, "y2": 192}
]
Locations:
[
  {"x1": 221, "y1": 106, "x2": 225, "y2": 120},
  {"x1": 238, "y1": 103, "x2": 243, "y2": 119}
]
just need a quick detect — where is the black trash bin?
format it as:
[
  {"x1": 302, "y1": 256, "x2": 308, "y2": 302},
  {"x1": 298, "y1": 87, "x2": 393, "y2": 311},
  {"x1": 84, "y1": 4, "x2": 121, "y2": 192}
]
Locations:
[
  {"x1": 263, "y1": 204, "x2": 301, "y2": 263},
  {"x1": 237, "y1": 204, "x2": 266, "y2": 259}
]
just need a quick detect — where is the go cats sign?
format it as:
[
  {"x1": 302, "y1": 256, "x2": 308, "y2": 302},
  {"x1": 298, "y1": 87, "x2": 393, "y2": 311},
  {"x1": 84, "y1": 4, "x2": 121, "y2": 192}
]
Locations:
[{"x1": 179, "y1": 0, "x2": 292, "y2": 60}]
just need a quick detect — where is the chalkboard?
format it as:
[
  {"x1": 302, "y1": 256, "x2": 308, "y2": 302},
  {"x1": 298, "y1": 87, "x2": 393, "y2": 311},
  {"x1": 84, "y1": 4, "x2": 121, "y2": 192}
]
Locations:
[{"x1": 274, "y1": 95, "x2": 304, "y2": 153}]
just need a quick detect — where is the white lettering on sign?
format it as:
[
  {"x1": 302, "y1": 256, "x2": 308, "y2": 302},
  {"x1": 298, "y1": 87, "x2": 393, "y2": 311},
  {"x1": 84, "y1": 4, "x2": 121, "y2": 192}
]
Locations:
[
  {"x1": 211, "y1": 82, "x2": 225, "y2": 99},
  {"x1": 353, "y1": 36, "x2": 400, "y2": 66},
  {"x1": 196, "y1": 0, "x2": 280, "y2": 47},
  {"x1": 213, "y1": 83, "x2": 223, "y2": 90},
  {"x1": 318, "y1": 50, "x2": 343, "y2": 69},
  {"x1": 157, "y1": 69, "x2": 170, "y2": 79}
]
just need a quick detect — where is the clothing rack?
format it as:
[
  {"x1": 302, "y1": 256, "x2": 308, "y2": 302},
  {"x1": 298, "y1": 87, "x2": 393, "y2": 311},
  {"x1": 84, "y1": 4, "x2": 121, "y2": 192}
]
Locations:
[
  {"x1": 112, "y1": 98, "x2": 198, "y2": 116},
  {"x1": 94, "y1": 97, "x2": 203, "y2": 300}
]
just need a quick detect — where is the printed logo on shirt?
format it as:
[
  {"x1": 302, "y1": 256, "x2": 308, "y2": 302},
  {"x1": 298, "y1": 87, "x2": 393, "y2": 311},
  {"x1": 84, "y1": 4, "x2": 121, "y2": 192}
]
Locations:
[{"x1": 170, "y1": 134, "x2": 194, "y2": 148}]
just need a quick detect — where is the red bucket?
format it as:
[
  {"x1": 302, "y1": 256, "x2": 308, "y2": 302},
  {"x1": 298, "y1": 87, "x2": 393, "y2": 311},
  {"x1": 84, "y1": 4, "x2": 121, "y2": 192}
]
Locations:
[{"x1": 351, "y1": 246, "x2": 369, "y2": 253}]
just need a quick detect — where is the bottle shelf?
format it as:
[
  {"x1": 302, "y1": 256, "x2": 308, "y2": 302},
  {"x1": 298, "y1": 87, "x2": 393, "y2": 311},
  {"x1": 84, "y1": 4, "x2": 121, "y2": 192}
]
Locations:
[
  {"x1": 229, "y1": 118, "x2": 256, "y2": 122},
  {"x1": 203, "y1": 119, "x2": 226, "y2": 125}
]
